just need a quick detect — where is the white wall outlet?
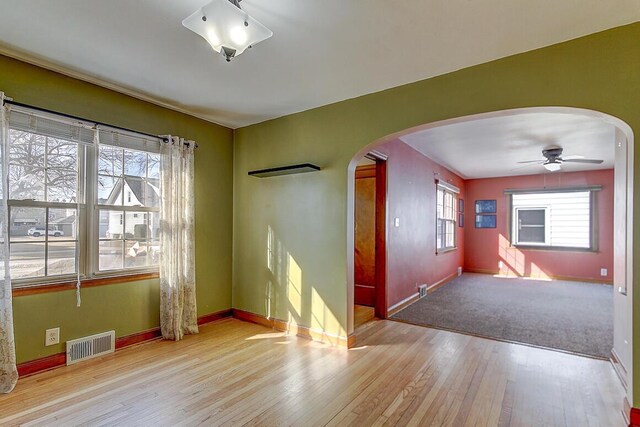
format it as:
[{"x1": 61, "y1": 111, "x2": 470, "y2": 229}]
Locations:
[
  {"x1": 45, "y1": 328, "x2": 60, "y2": 346},
  {"x1": 498, "y1": 261, "x2": 504, "y2": 269},
  {"x1": 600, "y1": 268, "x2": 608, "y2": 277},
  {"x1": 394, "y1": 217, "x2": 400, "y2": 227}
]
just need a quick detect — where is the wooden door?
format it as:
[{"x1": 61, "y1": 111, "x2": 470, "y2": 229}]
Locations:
[{"x1": 354, "y1": 165, "x2": 376, "y2": 307}]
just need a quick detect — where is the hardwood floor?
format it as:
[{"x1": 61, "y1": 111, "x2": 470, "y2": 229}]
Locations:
[
  {"x1": 354, "y1": 304, "x2": 375, "y2": 329},
  {"x1": 0, "y1": 318, "x2": 624, "y2": 426}
]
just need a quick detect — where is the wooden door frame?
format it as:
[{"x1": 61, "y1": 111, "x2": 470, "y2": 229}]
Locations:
[{"x1": 373, "y1": 156, "x2": 388, "y2": 319}]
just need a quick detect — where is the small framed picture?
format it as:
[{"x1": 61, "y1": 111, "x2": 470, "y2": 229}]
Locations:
[
  {"x1": 458, "y1": 213, "x2": 464, "y2": 228},
  {"x1": 475, "y1": 214, "x2": 496, "y2": 228},
  {"x1": 458, "y1": 199, "x2": 464, "y2": 214},
  {"x1": 475, "y1": 200, "x2": 496, "y2": 214}
]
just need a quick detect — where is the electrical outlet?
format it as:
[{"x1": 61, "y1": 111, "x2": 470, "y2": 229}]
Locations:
[
  {"x1": 600, "y1": 268, "x2": 608, "y2": 277},
  {"x1": 498, "y1": 261, "x2": 504, "y2": 270},
  {"x1": 45, "y1": 328, "x2": 60, "y2": 346},
  {"x1": 394, "y1": 217, "x2": 400, "y2": 227}
]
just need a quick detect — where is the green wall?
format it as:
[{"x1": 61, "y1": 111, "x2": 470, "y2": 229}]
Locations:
[
  {"x1": 0, "y1": 54, "x2": 234, "y2": 362},
  {"x1": 233, "y1": 22, "x2": 640, "y2": 394}
]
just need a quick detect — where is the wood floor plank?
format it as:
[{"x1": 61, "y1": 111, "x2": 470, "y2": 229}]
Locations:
[{"x1": 0, "y1": 318, "x2": 625, "y2": 427}]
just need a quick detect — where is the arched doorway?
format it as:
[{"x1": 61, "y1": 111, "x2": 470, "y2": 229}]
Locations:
[{"x1": 347, "y1": 106, "x2": 634, "y2": 398}]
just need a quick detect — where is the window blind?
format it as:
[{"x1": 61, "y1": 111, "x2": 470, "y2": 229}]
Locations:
[{"x1": 8, "y1": 107, "x2": 95, "y2": 145}]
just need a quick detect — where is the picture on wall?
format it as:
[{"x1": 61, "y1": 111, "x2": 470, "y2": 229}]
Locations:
[
  {"x1": 475, "y1": 214, "x2": 496, "y2": 228},
  {"x1": 459, "y1": 213, "x2": 464, "y2": 227},
  {"x1": 459, "y1": 199, "x2": 464, "y2": 213},
  {"x1": 475, "y1": 199, "x2": 496, "y2": 213}
]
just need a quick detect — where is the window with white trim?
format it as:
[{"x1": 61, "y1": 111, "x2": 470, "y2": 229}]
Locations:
[
  {"x1": 511, "y1": 190, "x2": 593, "y2": 249},
  {"x1": 436, "y1": 182, "x2": 458, "y2": 252},
  {"x1": 5, "y1": 106, "x2": 161, "y2": 286}
]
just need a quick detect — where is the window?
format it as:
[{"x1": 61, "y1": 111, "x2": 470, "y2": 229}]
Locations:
[
  {"x1": 436, "y1": 182, "x2": 459, "y2": 252},
  {"x1": 511, "y1": 190, "x2": 593, "y2": 249},
  {"x1": 5, "y1": 106, "x2": 161, "y2": 286}
]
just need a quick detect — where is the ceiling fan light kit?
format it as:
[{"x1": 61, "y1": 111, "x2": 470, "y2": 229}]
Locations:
[
  {"x1": 182, "y1": 0, "x2": 273, "y2": 62},
  {"x1": 517, "y1": 147, "x2": 603, "y2": 172}
]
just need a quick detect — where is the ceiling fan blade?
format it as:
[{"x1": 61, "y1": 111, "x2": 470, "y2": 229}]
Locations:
[
  {"x1": 561, "y1": 155, "x2": 584, "y2": 160},
  {"x1": 516, "y1": 160, "x2": 544, "y2": 164},
  {"x1": 562, "y1": 159, "x2": 603, "y2": 164}
]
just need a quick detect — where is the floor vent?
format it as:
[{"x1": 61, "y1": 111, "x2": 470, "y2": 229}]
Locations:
[
  {"x1": 419, "y1": 284, "x2": 428, "y2": 298},
  {"x1": 66, "y1": 331, "x2": 115, "y2": 365}
]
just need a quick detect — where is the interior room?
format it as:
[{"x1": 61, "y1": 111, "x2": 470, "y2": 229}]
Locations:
[
  {"x1": 353, "y1": 110, "x2": 617, "y2": 359},
  {"x1": 0, "y1": 1, "x2": 639, "y2": 426}
]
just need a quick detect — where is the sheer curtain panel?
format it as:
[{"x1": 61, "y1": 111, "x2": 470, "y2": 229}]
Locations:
[
  {"x1": 0, "y1": 95, "x2": 18, "y2": 393},
  {"x1": 159, "y1": 136, "x2": 198, "y2": 340}
]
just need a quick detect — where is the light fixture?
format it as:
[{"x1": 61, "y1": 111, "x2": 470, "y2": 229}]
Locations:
[
  {"x1": 182, "y1": 0, "x2": 272, "y2": 62},
  {"x1": 543, "y1": 161, "x2": 562, "y2": 172}
]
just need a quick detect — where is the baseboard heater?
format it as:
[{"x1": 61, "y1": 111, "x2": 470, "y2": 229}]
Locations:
[{"x1": 66, "y1": 331, "x2": 115, "y2": 365}]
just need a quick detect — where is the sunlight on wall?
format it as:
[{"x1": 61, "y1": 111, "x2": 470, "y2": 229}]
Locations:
[
  {"x1": 288, "y1": 254, "x2": 302, "y2": 319},
  {"x1": 266, "y1": 225, "x2": 346, "y2": 340},
  {"x1": 498, "y1": 234, "x2": 525, "y2": 276},
  {"x1": 529, "y1": 263, "x2": 551, "y2": 280},
  {"x1": 311, "y1": 287, "x2": 343, "y2": 339}
]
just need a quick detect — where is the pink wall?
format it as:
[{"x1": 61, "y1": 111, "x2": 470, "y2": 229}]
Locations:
[
  {"x1": 376, "y1": 139, "x2": 465, "y2": 309},
  {"x1": 464, "y1": 169, "x2": 614, "y2": 282}
]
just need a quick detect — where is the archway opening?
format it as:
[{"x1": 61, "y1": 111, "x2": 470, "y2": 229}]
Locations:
[{"x1": 347, "y1": 106, "x2": 633, "y2": 397}]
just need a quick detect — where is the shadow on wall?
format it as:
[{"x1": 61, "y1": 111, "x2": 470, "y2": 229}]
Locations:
[{"x1": 265, "y1": 225, "x2": 344, "y2": 343}]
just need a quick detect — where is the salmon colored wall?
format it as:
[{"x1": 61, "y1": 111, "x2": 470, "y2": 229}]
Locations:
[
  {"x1": 376, "y1": 140, "x2": 465, "y2": 309},
  {"x1": 464, "y1": 169, "x2": 614, "y2": 282}
]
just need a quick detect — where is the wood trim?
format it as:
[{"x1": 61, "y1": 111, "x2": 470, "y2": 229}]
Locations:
[
  {"x1": 16, "y1": 309, "x2": 232, "y2": 378},
  {"x1": 115, "y1": 328, "x2": 162, "y2": 350},
  {"x1": 355, "y1": 164, "x2": 376, "y2": 179},
  {"x1": 624, "y1": 396, "x2": 640, "y2": 427},
  {"x1": 197, "y1": 309, "x2": 233, "y2": 325},
  {"x1": 232, "y1": 309, "x2": 351, "y2": 348},
  {"x1": 388, "y1": 292, "x2": 420, "y2": 317},
  {"x1": 12, "y1": 272, "x2": 160, "y2": 297},
  {"x1": 610, "y1": 348, "x2": 628, "y2": 390},
  {"x1": 16, "y1": 352, "x2": 66, "y2": 377},
  {"x1": 375, "y1": 159, "x2": 388, "y2": 319},
  {"x1": 463, "y1": 268, "x2": 613, "y2": 285},
  {"x1": 427, "y1": 271, "x2": 459, "y2": 294},
  {"x1": 385, "y1": 270, "x2": 486, "y2": 318}
]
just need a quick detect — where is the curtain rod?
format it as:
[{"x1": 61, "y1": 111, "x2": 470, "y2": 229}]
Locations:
[{"x1": 2, "y1": 99, "x2": 198, "y2": 149}]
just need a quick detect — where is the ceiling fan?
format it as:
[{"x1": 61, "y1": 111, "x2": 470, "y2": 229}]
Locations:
[{"x1": 517, "y1": 147, "x2": 603, "y2": 172}]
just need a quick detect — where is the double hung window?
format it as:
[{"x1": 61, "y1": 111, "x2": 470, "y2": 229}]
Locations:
[
  {"x1": 5, "y1": 106, "x2": 161, "y2": 287},
  {"x1": 436, "y1": 182, "x2": 459, "y2": 252}
]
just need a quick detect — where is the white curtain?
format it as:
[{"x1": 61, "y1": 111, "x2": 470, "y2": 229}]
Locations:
[
  {"x1": 0, "y1": 96, "x2": 18, "y2": 393},
  {"x1": 159, "y1": 136, "x2": 198, "y2": 341}
]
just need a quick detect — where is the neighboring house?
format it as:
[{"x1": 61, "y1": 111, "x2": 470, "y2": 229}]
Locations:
[{"x1": 104, "y1": 175, "x2": 159, "y2": 240}]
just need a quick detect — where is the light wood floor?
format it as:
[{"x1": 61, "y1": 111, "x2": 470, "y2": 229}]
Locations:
[
  {"x1": 354, "y1": 304, "x2": 375, "y2": 329},
  {"x1": 0, "y1": 318, "x2": 625, "y2": 426}
]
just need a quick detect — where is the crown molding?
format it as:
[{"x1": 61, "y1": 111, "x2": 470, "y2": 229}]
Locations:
[{"x1": 0, "y1": 44, "x2": 233, "y2": 129}]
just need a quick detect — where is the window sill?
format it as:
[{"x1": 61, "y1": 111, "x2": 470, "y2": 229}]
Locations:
[
  {"x1": 436, "y1": 247, "x2": 458, "y2": 255},
  {"x1": 512, "y1": 245, "x2": 597, "y2": 253},
  {"x1": 12, "y1": 272, "x2": 160, "y2": 297}
]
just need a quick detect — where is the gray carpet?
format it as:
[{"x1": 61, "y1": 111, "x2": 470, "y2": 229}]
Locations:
[{"x1": 391, "y1": 273, "x2": 613, "y2": 358}]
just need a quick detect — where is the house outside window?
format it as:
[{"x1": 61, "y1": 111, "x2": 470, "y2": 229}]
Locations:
[
  {"x1": 511, "y1": 190, "x2": 594, "y2": 249},
  {"x1": 436, "y1": 181, "x2": 459, "y2": 253}
]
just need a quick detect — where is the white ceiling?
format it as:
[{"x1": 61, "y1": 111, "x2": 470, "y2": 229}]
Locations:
[
  {"x1": 0, "y1": 1, "x2": 639, "y2": 128},
  {"x1": 399, "y1": 112, "x2": 616, "y2": 179}
]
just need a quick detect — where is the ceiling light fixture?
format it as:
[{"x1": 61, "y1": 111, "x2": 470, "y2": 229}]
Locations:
[
  {"x1": 182, "y1": 0, "x2": 272, "y2": 62},
  {"x1": 543, "y1": 161, "x2": 562, "y2": 172}
]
